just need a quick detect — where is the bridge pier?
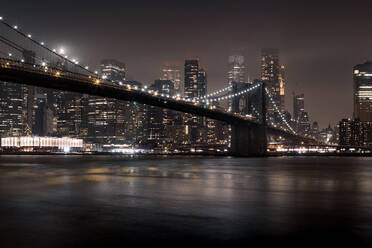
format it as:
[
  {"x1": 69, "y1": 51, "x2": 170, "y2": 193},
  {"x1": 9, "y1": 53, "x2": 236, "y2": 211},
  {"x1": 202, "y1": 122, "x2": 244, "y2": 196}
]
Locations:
[{"x1": 231, "y1": 124, "x2": 267, "y2": 157}]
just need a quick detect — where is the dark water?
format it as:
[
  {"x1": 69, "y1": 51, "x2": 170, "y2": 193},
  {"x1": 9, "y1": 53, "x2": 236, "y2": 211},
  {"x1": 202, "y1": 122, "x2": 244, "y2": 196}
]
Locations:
[{"x1": 1, "y1": 155, "x2": 372, "y2": 247}]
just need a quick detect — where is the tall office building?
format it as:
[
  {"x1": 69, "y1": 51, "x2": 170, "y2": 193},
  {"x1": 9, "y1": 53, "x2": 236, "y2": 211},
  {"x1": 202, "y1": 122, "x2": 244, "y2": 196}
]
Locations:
[
  {"x1": 339, "y1": 118, "x2": 368, "y2": 146},
  {"x1": 184, "y1": 60, "x2": 206, "y2": 99},
  {"x1": 279, "y1": 65, "x2": 286, "y2": 112},
  {"x1": 227, "y1": 55, "x2": 246, "y2": 84},
  {"x1": 299, "y1": 111, "x2": 310, "y2": 134},
  {"x1": 86, "y1": 59, "x2": 127, "y2": 144},
  {"x1": 0, "y1": 82, "x2": 25, "y2": 137},
  {"x1": 293, "y1": 93, "x2": 310, "y2": 134},
  {"x1": 184, "y1": 59, "x2": 207, "y2": 143},
  {"x1": 293, "y1": 93, "x2": 305, "y2": 122},
  {"x1": 113, "y1": 80, "x2": 147, "y2": 146},
  {"x1": 161, "y1": 65, "x2": 182, "y2": 95},
  {"x1": 146, "y1": 80, "x2": 175, "y2": 148},
  {"x1": 353, "y1": 61, "x2": 372, "y2": 122},
  {"x1": 261, "y1": 48, "x2": 286, "y2": 114},
  {"x1": 353, "y1": 61, "x2": 372, "y2": 146},
  {"x1": 227, "y1": 55, "x2": 247, "y2": 112},
  {"x1": 353, "y1": 61, "x2": 372, "y2": 144},
  {"x1": 100, "y1": 59, "x2": 126, "y2": 84},
  {"x1": 55, "y1": 91, "x2": 86, "y2": 137},
  {"x1": 33, "y1": 95, "x2": 55, "y2": 136}
]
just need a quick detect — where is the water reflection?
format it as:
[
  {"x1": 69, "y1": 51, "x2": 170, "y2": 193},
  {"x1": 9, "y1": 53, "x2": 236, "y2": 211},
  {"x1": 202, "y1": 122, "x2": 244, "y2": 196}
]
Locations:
[{"x1": 1, "y1": 155, "x2": 372, "y2": 246}]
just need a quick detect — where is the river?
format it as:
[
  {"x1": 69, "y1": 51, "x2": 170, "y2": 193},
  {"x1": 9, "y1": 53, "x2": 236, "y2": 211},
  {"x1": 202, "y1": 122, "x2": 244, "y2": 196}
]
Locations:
[{"x1": 1, "y1": 155, "x2": 372, "y2": 247}]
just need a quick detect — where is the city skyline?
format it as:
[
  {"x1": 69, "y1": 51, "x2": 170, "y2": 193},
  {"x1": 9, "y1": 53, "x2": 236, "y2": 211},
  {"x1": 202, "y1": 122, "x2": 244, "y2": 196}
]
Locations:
[
  {"x1": 3, "y1": 0, "x2": 372, "y2": 128},
  {"x1": 2, "y1": 2, "x2": 372, "y2": 247}
]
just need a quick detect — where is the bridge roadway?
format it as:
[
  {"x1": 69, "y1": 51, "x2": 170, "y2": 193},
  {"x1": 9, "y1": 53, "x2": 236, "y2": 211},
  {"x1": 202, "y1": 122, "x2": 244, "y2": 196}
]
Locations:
[{"x1": 0, "y1": 58, "x2": 315, "y2": 155}]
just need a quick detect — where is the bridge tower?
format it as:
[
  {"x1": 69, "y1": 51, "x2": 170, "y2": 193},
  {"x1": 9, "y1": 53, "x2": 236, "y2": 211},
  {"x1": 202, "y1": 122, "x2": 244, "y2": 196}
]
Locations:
[{"x1": 230, "y1": 82, "x2": 267, "y2": 156}]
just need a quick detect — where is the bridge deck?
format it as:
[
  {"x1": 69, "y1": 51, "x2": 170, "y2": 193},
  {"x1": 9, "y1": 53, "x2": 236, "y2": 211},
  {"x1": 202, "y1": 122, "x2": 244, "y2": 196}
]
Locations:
[{"x1": 0, "y1": 58, "x2": 313, "y2": 142}]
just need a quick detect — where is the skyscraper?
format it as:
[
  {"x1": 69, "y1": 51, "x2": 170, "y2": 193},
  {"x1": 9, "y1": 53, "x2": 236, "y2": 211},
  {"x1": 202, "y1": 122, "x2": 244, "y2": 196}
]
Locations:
[
  {"x1": 184, "y1": 59, "x2": 207, "y2": 143},
  {"x1": 227, "y1": 55, "x2": 246, "y2": 84},
  {"x1": 353, "y1": 61, "x2": 372, "y2": 146},
  {"x1": 279, "y1": 65, "x2": 286, "y2": 112},
  {"x1": 227, "y1": 55, "x2": 247, "y2": 112},
  {"x1": 87, "y1": 59, "x2": 127, "y2": 144},
  {"x1": 184, "y1": 60, "x2": 205, "y2": 99},
  {"x1": 55, "y1": 91, "x2": 86, "y2": 137},
  {"x1": 100, "y1": 59, "x2": 126, "y2": 84},
  {"x1": 261, "y1": 48, "x2": 287, "y2": 114},
  {"x1": 353, "y1": 61, "x2": 372, "y2": 122},
  {"x1": 339, "y1": 118, "x2": 368, "y2": 146},
  {"x1": 121, "y1": 81, "x2": 146, "y2": 146},
  {"x1": 161, "y1": 65, "x2": 182, "y2": 95},
  {"x1": 146, "y1": 80, "x2": 175, "y2": 148},
  {"x1": 293, "y1": 93, "x2": 310, "y2": 134},
  {"x1": 0, "y1": 82, "x2": 25, "y2": 137},
  {"x1": 293, "y1": 93, "x2": 305, "y2": 122}
]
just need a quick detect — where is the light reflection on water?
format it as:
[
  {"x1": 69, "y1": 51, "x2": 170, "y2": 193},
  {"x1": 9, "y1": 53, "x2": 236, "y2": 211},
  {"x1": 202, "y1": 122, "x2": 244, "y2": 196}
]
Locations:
[{"x1": 1, "y1": 155, "x2": 372, "y2": 246}]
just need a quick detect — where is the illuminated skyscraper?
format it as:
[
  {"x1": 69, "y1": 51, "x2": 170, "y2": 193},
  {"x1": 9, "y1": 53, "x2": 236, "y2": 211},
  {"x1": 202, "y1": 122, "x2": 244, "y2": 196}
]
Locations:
[
  {"x1": 87, "y1": 59, "x2": 127, "y2": 144},
  {"x1": 146, "y1": 80, "x2": 175, "y2": 148},
  {"x1": 0, "y1": 82, "x2": 25, "y2": 137},
  {"x1": 261, "y1": 48, "x2": 287, "y2": 114},
  {"x1": 55, "y1": 91, "x2": 86, "y2": 137},
  {"x1": 339, "y1": 118, "x2": 368, "y2": 146},
  {"x1": 120, "y1": 81, "x2": 146, "y2": 145},
  {"x1": 184, "y1": 59, "x2": 207, "y2": 143},
  {"x1": 353, "y1": 61, "x2": 372, "y2": 122},
  {"x1": 100, "y1": 59, "x2": 126, "y2": 84},
  {"x1": 184, "y1": 60, "x2": 206, "y2": 99},
  {"x1": 227, "y1": 55, "x2": 247, "y2": 112},
  {"x1": 293, "y1": 93, "x2": 305, "y2": 122},
  {"x1": 161, "y1": 65, "x2": 182, "y2": 95},
  {"x1": 228, "y1": 55, "x2": 246, "y2": 84},
  {"x1": 279, "y1": 65, "x2": 286, "y2": 112},
  {"x1": 353, "y1": 61, "x2": 372, "y2": 146},
  {"x1": 292, "y1": 93, "x2": 311, "y2": 134}
]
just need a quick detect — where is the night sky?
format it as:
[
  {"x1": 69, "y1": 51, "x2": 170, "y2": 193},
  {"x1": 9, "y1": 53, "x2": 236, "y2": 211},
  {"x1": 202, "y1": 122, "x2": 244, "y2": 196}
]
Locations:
[{"x1": 3, "y1": 0, "x2": 372, "y2": 128}]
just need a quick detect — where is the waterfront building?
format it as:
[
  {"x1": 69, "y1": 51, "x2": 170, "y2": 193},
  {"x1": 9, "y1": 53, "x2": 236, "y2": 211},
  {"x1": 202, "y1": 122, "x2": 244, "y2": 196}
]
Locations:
[
  {"x1": 339, "y1": 118, "x2": 368, "y2": 146},
  {"x1": 319, "y1": 124, "x2": 335, "y2": 144},
  {"x1": 1, "y1": 136, "x2": 83, "y2": 152},
  {"x1": 0, "y1": 82, "x2": 25, "y2": 137}
]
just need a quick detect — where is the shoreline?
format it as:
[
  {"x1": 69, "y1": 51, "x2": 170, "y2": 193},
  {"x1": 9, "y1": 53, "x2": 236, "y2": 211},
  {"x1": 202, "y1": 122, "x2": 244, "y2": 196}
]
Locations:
[{"x1": 0, "y1": 151, "x2": 371, "y2": 157}]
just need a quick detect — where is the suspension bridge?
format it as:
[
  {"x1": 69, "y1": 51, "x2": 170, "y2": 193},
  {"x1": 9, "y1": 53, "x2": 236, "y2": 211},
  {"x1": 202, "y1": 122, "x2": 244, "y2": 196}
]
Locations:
[{"x1": 0, "y1": 16, "x2": 319, "y2": 156}]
